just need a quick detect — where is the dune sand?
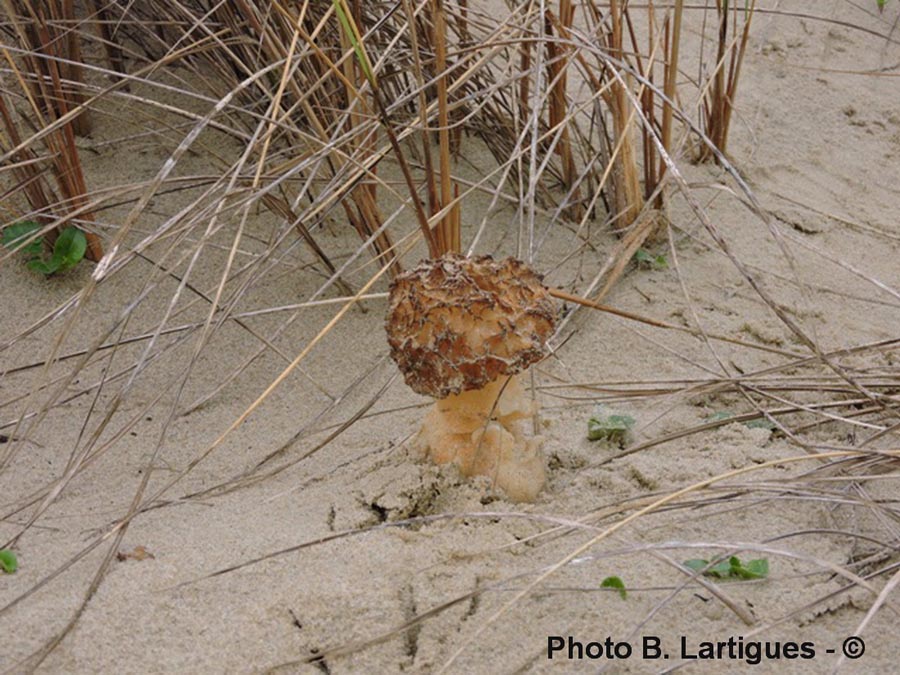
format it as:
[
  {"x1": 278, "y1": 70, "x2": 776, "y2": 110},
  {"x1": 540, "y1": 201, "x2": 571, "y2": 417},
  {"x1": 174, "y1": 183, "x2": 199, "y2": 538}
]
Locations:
[{"x1": 2, "y1": 2, "x2": 900, "y2": 672}]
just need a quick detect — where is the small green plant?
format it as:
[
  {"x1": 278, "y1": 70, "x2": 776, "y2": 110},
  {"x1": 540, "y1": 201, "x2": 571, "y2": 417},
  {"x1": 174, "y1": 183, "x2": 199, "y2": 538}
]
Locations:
[
  {"x1": 2, "y1": 221, "x2": 43, "y2": 258},
  {"x1": 601, "y1": 575, "x2": 627, "y2": 599},
  {"x1": 684, "y1": 556, "x2": 769, "y2": 580},
  {"x1": 705, "y1": 411, "x2": 775, "y2": 431},
  {"x1": 0, "y1": 549, "x2": 18, "y2": 574},
  {"x1": 2, "y1": 221, "x2": 87, "y2": 275},
  {"x1": 634, "y1": 248, "x2": 668, "y2": 270},
  {"x1": 588, "y1": 406, "x2": 635, "y2": 445}
]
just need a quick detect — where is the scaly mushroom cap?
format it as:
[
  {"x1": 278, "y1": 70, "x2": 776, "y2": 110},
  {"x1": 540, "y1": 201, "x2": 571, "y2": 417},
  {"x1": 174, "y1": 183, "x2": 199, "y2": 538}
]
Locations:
[{"x1": 386, "y1": 253, "x2": 556, "y2": 399}]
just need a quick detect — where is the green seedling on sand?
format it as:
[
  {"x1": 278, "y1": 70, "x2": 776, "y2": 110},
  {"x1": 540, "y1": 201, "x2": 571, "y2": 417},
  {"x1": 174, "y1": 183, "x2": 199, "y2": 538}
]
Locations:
[
  {"x1": 601, "y1": 575, "x2": 627, "y2": 599},
  {"x1": 2, "y1": 221, "x2": 43, "y2": 258},
  {"x1": 588, "y1": 407, "x2": 635, "y2": 444},
  {"x1": 0, "y1": 549, "x2": 18, "y2": 574},
  {"x1": 706, "y1": 411, "x2": 775, "y2": 431},
  {"x1": 2, "y1": 221, "x2": 87, "y2": 275},
  {"x1": 684, "y1": 556, "x2": 769, "y2": 580},
  {"x1": 634, "y1": 248, "x2": 668, "y2": 270}
]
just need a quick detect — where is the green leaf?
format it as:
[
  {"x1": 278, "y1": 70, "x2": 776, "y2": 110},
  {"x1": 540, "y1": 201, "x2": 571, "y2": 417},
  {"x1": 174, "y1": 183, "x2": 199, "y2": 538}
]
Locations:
[
  {"x1": 600, "y1": 576, "x2": 627, "y2": 599},
  {"x1": 706, "y1": 411, "x2": 775, "y2": 431},
  {"x1": 0, "y1": 549, "x2": 17, "y2": 574},
  {"x1": 683, "y1": 556, "x2": 769, "y2": 580},
  {"x1": 745, "y1": 418, "x2": 776, "y2": 430},
  {"x1": 2, "y1": 221, "x2": 43, "y2": 259},
  {"x1": 683, "y1": 559, "x2": 709, "y2": 573},
  {"x1": 684, "y1": 558, "x2": 732, "y2": 578},
  {"x1": 708, "y1": 559, "x2": 735, "y2": 577},
  {"x1": 736, "y1": 558, "x2": 769, "y2": 579},
  {"x1": 333, "y1": 0, "x2": 376, "y2": 86},
  {"x1": 52, "y1": 227, "x2": 87, "y2": 272},
  {"x1": 634, "y1": 248, "x2": 668, "y2": 270},
  {"x1": 587, "y1": 409, "x2": 635, "y2": 443},
  {"x1": 27, "y1": 259, "x2": 57, "y2": 275}
]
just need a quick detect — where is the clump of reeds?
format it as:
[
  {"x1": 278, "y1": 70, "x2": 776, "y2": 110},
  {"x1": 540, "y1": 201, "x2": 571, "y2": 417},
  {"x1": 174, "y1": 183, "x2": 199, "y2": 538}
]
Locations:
[
  {"x1": 0, "y1": 1, "x2": 759, "y2": 279},
  {"x1": 1, "y1": 0, "x2": 103, "y2": 260}
]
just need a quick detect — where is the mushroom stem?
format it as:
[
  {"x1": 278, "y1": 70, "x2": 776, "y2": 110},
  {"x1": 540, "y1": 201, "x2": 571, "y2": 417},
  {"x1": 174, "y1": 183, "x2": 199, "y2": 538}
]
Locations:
[{"x1": 416, "y1": 374, "x2": 546, "y2": 502}]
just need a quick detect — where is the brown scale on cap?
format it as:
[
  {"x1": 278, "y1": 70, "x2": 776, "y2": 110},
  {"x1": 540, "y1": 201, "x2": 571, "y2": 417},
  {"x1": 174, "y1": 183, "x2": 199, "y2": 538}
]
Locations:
[{"x1": 386, "y1": 253, "x2": 557, "y2": 399}]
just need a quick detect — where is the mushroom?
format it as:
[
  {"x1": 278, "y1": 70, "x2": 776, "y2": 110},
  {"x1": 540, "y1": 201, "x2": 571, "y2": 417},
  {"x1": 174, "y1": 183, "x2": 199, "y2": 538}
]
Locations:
[{"x1": 386, "y1": 253, "x2": 557, "y2": 502}]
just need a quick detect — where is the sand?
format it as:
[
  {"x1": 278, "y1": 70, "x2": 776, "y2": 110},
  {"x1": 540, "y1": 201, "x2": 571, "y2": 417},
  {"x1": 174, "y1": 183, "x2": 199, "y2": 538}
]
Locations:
[{"x1": 2, "y1": 1, "x2": 900, "y2": 672}]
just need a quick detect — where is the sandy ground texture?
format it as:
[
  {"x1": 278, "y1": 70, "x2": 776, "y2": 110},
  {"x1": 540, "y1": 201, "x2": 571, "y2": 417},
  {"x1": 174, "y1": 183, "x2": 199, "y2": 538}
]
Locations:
[{"x1": 2, "y1": 1, "x2": 900, "y2": 673}]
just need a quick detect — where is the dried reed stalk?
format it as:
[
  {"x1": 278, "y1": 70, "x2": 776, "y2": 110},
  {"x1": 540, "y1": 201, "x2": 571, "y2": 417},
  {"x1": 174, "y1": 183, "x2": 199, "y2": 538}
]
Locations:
[
  {"x1": 432, "y1": 0, "x2": 461, "y2": 254},
  {"x1": 85, "y1": 0, "x2": 128, "y2": 83},
  {"x1": 605, "y1": 0, "x2": 644, "y2": 230},
  {"x1": 659, "y1": 0, "x2": 684, "y2": 187},
  {"x1": 545, "y1": 0, "x2": 576, "y2": 191},
  {"x1": 698, "y1": 0, "x2": 756, "y2": 162}
]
